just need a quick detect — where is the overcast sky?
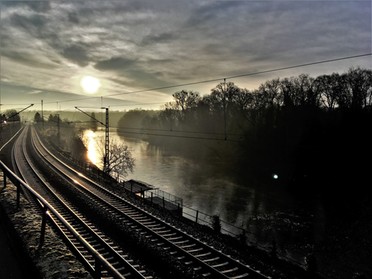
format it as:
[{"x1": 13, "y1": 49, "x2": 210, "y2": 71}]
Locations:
[{"x1": 0, "y1": 0, "x2": 371, "y2": 112}]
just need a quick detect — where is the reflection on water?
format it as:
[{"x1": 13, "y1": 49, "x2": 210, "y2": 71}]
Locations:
[
  {"x1": 82, "y1": 130, "x2": 102, "y2": 169},
  {"x1": 83, "y1": 128, "x2": 322, "y2": 264}
]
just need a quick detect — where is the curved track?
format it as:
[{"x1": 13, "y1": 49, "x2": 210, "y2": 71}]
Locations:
[
  {"x1": 27, "y1": 125, "x2": 270, "y2": 279},
  {"x1": 12, "y1": 125, "x2": 153, "y2": 279}
]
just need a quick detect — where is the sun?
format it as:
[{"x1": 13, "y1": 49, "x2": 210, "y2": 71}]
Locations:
[{"x1": 80, "y1": 75, "x2": 101, "y2": 94}]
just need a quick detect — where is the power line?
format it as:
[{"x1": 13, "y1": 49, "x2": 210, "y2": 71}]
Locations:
[
  {"x1": 108, "y1": 102, "x2": 166, "y2": 108},
  {"x1": 115, "y1": 129, "x2": 242, "y2": 142},
  {"x1": 225, "y1": 53, "x2": 372, "y2": 80},
  {"x1": 114, "y1": 125, "x2": 243, "y2": 137},
  {"x1": 19, "y1": 52, "x2": 372, "y2": 106},
  {"x1": 61, "y1": 120, "x2": 243, "y2": 142},
  {"x1": 105, "y1": 53, "x2": 372, "y2": 98}
]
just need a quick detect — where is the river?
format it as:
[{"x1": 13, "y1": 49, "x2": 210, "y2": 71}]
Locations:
[{"x1": 82, "y1": 128, "x2": 325, "y2": 266}]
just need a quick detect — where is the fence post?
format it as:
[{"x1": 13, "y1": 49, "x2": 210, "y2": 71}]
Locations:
[
  {"x1": 150, "y1": 192, "x2": 153, "y2": 204},
  {"x1": 195, "y1": 210, "x2": 199, "y2": 224},
  {"x1": 38, "y1": 206, "x2": 48, "y2": 250},
  {"x1": 162, "y1": 197, "x2": 165, "y2": 208}
]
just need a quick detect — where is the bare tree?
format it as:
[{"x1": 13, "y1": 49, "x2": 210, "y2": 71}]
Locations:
[
  {"x1": 172, "y1": 90, "x2": 200, "y2": 113},
  {"x1": 344, "y1": 67, "x2": 372, "y2": 110},
  {"x1": 96, "y1": 137, "x2": 135, "y2": 179},
  {"x1": 106, "y1": 140, "x2": 135, "y2": 179},
  {"x1": 314, "y1": 73, "x2": 343, "y2": 111}
]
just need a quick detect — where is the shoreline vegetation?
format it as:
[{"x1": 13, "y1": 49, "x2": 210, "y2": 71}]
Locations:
[
  {"x1": 115, "y1": 67, "x2": 372, "y2": 278},
  {"x1": 28, "y1": 67, "x2": 371, "y2": 278},
  {"x1": 116, "y1": 68, "x2": 371, "y2": 189},
  {"x1": 32, "y1": 67, "x2": 371, "y2": 213}
]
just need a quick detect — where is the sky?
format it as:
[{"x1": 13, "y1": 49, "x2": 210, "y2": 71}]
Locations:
[{"x1": 0, "y1": 0, "x2": 371, "y2": 112}]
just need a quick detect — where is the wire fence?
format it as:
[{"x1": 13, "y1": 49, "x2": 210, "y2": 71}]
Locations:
[
  {"x1": 143, "y1": 188, "x2": 183, "y2": 208},
  {"x1": 182, "y1": 202, "x2": 307, "y2": 267}
]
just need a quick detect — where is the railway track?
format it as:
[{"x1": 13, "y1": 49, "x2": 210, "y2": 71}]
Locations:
[
  {"x1": 12, "y1": 125, "x2": 154, "y2": 279},
  {"x1": 28, "y1": 125, "x2": 271, "y2": 279}
]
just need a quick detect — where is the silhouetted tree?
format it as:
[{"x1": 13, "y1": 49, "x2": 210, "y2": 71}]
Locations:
[
  {"x1": 314, "y1": 73, "x2": 342, "y2": 111},
  {"x1": 115, "y1": 67, "x2": 372, "y2": 187},
  {"x1": 172, "y1": 90, "x2": 200, "y2": 112},
  {"x1": 258, "y1": 78, "x2": 282, "y2": 107},
  {"x1": 34, "y1": 112, "x2": 42, "y2": 123},
  {"x1": 96, "y1": 137, "x2": 135, "y2": 179},
  {"x1": 48, "y1": 114, "x2": 59, "y2": 123},
  {"x1": 106, "y1": 140, "x2": 135, "y2": 179},
  {"x1": 343, "y1": 67, "x2": 372, "y2": 111}
]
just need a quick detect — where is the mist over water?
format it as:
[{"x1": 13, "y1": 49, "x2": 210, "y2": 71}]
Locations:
[{"x1": 83, "y1": 128, "x2": 324, "y2": 265}]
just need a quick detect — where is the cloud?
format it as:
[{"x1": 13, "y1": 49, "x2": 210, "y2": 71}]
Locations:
[
  {"x1": 1, "y1": 51, "x2": 60, "y2": 69},
  {"x1": 95, "y1": 56, "x2": 173, "y2": 90},
  {"x1": 95, "y1": 57, "x2": 138, "y2": 71},
  {"x1": 10, "y1": 12, "x2": 48, "y2": 31},
  {"x1": 24, "y1": 1, "x2": 51, "y2": 13},
  {"x1": 141, "y1": 32, "x2": 178, "y2": 46},
  {"x1": 0, "y1": 0, "x2": 370, "y2": 110},
  {"x1": 61, "y1": 44, "x2": 91, "y2": 67}
]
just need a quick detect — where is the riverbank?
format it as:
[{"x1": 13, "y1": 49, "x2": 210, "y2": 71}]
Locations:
[
  {"x1": 72, "y1": 127, "x2": 371, "y2": 279},
  {"x1": 113, "y1": 132, "x2": 372, "y2": 279}
]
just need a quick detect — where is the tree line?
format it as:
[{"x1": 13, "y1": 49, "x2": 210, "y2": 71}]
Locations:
[{"x1": 118, "y1": 67, "x2": 371, "y2": 194}]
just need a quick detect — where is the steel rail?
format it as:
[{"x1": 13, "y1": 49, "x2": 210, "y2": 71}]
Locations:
[
  {"x1": 32, "y1": 126, "x2": 270, "y2": 279},
  {"x1": 27, "y1": 128, "x2": 152, "y2": 279},
  {"x1": 29, "y1": 127, "x2": 153, "y2": 279},
  {"x1": 4, "y1": 126, "x2": 151, "y2": 279},
  {"x1": 0, "y1": 160, "x2": 125, "y2": 279}
]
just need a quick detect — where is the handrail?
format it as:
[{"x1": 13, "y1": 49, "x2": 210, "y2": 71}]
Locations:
[{"x1": 0, "y1": 160, "x2": 125, "y2": 279}]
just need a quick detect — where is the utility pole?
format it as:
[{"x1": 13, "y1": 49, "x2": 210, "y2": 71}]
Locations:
[
  {"x1": 41, "y1": 100, "x2": 44, "y2": 130},
  {"x1": 56, "y1": 114, "x2": 60, "y2": 142},
  {"x1": 223, "y1": 78, "x2": 227, "y2": 141},
  {"x1": 74, "y1": 106, "x2": 110, "y2": 174},
  {"x1": 103, "y1": 107, "x2": 109, "y2": 173}
]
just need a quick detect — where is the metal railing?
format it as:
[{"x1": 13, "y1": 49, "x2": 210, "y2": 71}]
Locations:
[
  {"x1": 143, "y1": 187, "x2": 183, "y2": 209},
  {"x1": 0, "y1": 160, "x2": 125, "y2": 279}
]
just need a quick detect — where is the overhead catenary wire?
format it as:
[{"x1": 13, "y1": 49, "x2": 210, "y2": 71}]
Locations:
[
  {"x1": 114, "y1": 125, "x2": 242, "y2": 136},
  {"x1": 114, "y1": 128, "x2": 242, "y2": 142},
  {"x1": 58, "y1": 120, "x2": 244, "y2": 142}
]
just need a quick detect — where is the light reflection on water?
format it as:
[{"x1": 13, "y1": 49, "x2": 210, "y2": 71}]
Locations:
[
  {"x1": 83, "y1": 128, "x2": 320, "y2": 264},
  {"x1": 82, "y1": 130, "x2": 102, "y2": 168},
  {"x1": 82, "y1": 129, "x2": 264, "y2": 222}
]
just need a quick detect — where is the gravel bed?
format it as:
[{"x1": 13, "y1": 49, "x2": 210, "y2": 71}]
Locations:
[{"x1": 0, "y1": 178, "x2": 92, "y2": 279}]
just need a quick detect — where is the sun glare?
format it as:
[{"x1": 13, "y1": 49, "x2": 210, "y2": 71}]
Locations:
[
  {"x1": 80, "y1": 75, "x2": 101, "y2": 94},
  {"x1": 84, "y1": 130, "x2": 99, "y2": 165}
]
